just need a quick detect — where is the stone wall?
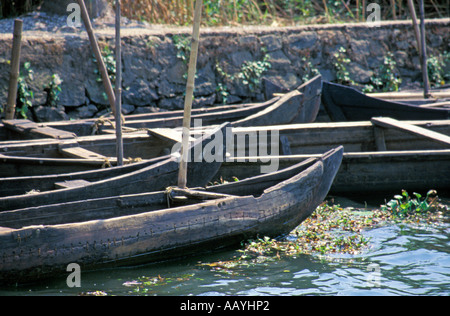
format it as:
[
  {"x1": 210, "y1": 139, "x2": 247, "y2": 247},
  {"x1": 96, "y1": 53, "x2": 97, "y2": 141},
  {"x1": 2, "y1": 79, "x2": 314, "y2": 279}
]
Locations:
[{"x1": 0, "y1": 18, "x2": 449, "y2": 121}]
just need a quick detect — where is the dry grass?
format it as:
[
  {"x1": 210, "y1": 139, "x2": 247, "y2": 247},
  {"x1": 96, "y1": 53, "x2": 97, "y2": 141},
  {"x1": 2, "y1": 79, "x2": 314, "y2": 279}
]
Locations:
[
  {"x1": 0, "y1": 1, "x2": 448, "y2": 25},
  {"x1": 108, "y1": 0, "x2": 450, "y2": 26}
]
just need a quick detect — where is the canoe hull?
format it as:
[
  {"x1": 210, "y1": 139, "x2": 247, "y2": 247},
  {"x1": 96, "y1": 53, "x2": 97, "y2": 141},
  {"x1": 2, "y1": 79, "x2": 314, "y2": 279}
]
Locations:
[
  {"x1": 0, "y1": 148, "x2": 343, "y2": 285},
  {"x1": 321, "y1": 81, "x2": 450, "y2": 121},
  {"x1": 0, "y1": 123, "x2": 229, "y2": 212}
]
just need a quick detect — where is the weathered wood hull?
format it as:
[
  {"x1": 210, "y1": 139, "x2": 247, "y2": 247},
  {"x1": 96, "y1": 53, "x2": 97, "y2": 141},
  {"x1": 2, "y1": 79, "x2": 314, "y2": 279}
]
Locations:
[
  {"x1": 321, "y1": 81, "x2": 450, "y2": 121},
  {"x1": 0, "y1": 147, "x2": 343, "y2": 285},
  {"x1": 0, "y1": 76, "x2": 322, "y2": 140},
  {"x1": 0, "y1": 123, "x2": 229, "y2": 212},
  {"x1": 218, "y1": 120, "x2": 450, "y2": 194},
  {"x1": 219, "y1": 149, "x2": 450, "y2": 195},
  {"x1": 1, "y1": 120, "x2": 450, "y2": 198}
]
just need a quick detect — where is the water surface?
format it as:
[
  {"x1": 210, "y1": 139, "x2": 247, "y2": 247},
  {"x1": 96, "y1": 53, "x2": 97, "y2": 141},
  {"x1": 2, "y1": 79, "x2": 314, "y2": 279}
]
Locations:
[{"x1": 1, "y1": 196, "x2": 449, "y2": 296}]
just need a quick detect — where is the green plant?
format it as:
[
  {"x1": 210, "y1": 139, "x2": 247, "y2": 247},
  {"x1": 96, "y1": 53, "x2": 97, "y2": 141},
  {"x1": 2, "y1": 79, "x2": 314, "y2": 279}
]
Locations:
[
  {"x1": 333, "y1": 47, "x2": 354, "y2": 85},
  {"x1": 44, "y1": 74, "x2": 63, "y2": 107},
  {"x1": 16, "y1": 61, "x2": 34, "y2": 119},
  {"x1": 427, "y1": 54, "x2": 446, "y2": 88},
  {"x1": 215, "y1": 82, "x2": 230, "y2": 104},
  {"x1": 173, "y1": 34, "x2": 191, "y2": 65},
  {"x1": 215, "y1": 48, "x2": 271, "y2": 103},
  {"x1": 381, "y1": 190, "x2": 438, "y2": 218},
  {"x1": 236, "y1": 49, "x2": 271, "y2": 92},
  {"x1": 444, "y1": 51, "x2": 450, "y2": 81},
  {"x1": 363, "y1": 52, "x2": 402, "y2": 93},
  {"x1": 93, "y1": 46, "x2": 117, "y2": 101},
  {"x1": 301, "y1": 56, "x2": 321, "y2": 82}
]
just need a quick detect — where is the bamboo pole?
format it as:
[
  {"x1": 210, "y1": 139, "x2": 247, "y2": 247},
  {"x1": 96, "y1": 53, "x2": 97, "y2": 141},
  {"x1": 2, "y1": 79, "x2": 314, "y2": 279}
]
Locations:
[
  {"x1": 390, "y1": 0, "x2": 397, "y2": 20},
  {"x1": 418, "y1": 0, "x2": 431, "y2": 98},
  {"x1": 177, "y1": 0, "x2": 203, "y2": 189},
  {"x1": 5, "y1": 19, "x2": 23, "y2": 120},
  {"x1": 77, "y1": 0, "x2": 116, "y2": 117},
  {"x1": 115, "y1": 0, "x2": 124, "y2": 166},
  {"x1": 407, "y1": 0, "x2": 421, "y2": 55}
]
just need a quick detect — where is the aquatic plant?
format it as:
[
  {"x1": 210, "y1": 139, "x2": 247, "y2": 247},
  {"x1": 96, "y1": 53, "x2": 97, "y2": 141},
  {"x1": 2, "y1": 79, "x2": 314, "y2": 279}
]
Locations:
[
  {"x1": 381, "y1": 189, "x2": 439, "y2": 218},
  {"x1": 198, "y1": 190, "x2": 449, "y2": 271},
  {"x1": 123, "y1": 273, "x2": 195, "y2": 294}
]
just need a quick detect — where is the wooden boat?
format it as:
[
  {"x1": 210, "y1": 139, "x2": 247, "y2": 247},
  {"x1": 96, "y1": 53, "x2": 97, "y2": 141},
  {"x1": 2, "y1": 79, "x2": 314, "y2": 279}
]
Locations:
[
  {"x1": 0, "y1": 75, "x2": 322, "y2": 140},
  {"x1": 0, "y1": 147, "x2": 343, "y2": 285},
  {"x1": 321, "y1": 81, "x2": 450, "y2": 121},
  {"x1": 217, "y1": 118, "x2": 450, "y2": 195},
  {"x1": 0, "y1": 129, "x2": 191, "y2": 177},
  {"x1": 0, "y1": 123, "x2": 229, "y2": 212},
  {"x1": 0, "y1": 75, "x2": 322, "y2": 177},
  {"x1": 1, "y1": 119, "x2": 449, "y2": 200}
]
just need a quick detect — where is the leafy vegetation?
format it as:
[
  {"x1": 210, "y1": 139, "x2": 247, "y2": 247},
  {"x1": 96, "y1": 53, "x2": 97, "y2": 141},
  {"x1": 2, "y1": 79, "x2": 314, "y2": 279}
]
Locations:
[
  {"x1": 363, "y1": 52, "x2": 402, "y2": 93},
  {"x1": 427, "y1": 52, "x2": 449, "y2": 88},
  {"x1": 300, "y1": 56, "x2": 321, "y2": 82},
  {"x1": 172, "y1": 34, "x2": 192, "y2": 65},
  {"x1": 120, "y1": 190, "x2": 448, "y2": 294},
  {"x1": 215, "y1": 48, "x2": 271, "y2": 104},
  {"x1": 200, "y1": 190, "x2": 448, "y2": 270},
  {"x1": 44, "y1": 74, "x2": 63, "y2": 107},
  {"x1": 16, "y1": 61, "x2": 34, "y2": 119},
  {"x1": 333, "y1": 47, "x2": 354, "y2": 85},
  {"x1": 381, "y1": 189, "x2": 439, "y2": 218},
  {"x1": 93, "y1": 45, "x2": 118, "y2": 103}
]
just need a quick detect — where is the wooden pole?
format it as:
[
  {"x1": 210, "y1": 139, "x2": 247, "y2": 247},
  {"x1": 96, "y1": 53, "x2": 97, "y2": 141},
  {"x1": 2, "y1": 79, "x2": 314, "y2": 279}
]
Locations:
[
  {"x1": 115, "y1": 0, "x2": 124, "y2": 166},
  {"x1": 77, "y1": 0, "x2": 116, "y2": 117},
  {"x1": 5, "y1": 19, "x2": 23, "y2": 120},
  {"x1": 177, "y1": 0, "x2": 203, "y2": 189},
  {"x1": 407, "y1": 0, "x2": 421, "y2": 55},
  {"x1": 418, "y1": 0, "x2": 431, "y2": 98},
  {"x1": 390, "y1": 0, "x2": 397, "y2": 20}
]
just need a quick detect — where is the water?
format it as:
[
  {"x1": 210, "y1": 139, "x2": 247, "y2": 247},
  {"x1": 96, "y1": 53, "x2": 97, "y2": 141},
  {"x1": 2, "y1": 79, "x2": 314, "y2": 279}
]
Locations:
[{"x1": 1, "y1": 197, "x2": 449, "y2": 297}]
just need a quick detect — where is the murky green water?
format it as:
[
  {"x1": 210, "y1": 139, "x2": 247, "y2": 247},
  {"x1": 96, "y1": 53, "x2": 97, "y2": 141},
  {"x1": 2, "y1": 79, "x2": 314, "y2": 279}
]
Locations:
[{"x1": 1, "y1": 196, "x2": 449, "y2": 297}]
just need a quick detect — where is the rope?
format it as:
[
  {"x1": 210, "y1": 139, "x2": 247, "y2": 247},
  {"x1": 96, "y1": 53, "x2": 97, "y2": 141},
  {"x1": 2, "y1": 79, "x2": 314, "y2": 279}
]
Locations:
[{"x1": 165, "y1": 186, "x2": 175, "y2": 208}]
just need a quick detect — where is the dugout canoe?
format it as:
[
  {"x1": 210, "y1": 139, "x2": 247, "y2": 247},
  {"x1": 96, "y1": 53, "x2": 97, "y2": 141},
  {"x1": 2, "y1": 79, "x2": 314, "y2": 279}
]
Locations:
[
  {"x1": 0, "y1": 75, "x2": 322, "y2": 140},
  {"x1": 218, "y1": 119, "x2": 450, "y2": 195},
  {"x1": 0, "y1": 75, "x2": 322, "y2": 176},
  {"x1": 0, "y1": 123, "x2": 229, "y2": 212},
  {"x1": 0, "y1": 147, "x2": 343, "y2": 285},
  {"x1": 321, "y1": 81, "x2": 450, "y2": 121},
  {"x1": 1, "y1": 119, "x2": 450, "y2": 198}
]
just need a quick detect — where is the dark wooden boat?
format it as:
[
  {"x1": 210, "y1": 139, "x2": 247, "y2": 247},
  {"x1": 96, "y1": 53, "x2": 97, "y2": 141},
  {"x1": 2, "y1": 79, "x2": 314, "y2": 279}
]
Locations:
[
  {"x1": 218, "y1": 118, "x2": 450, "y2": 194},
  {"x1": 0, "y1": 123, "x2": 229, "y2": 212},
  {"x1": 0, "y1": 75, "x2": 322, "y2": 177},
  {"x1": 0, "y1": 75, "x2": 322, "y2": 140},
  {"x1": 1, "y1": 119, "x2": 450, "y2": 198},
  {"x1": 0, "y1": 129, "x2": 190, "y2": 177},
  {"x1": 0, "y1": 147, "x2": 343, "y2": 285},
  {"x1": 321, "y1": 81, "x2": 450, "y2": 121}
]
